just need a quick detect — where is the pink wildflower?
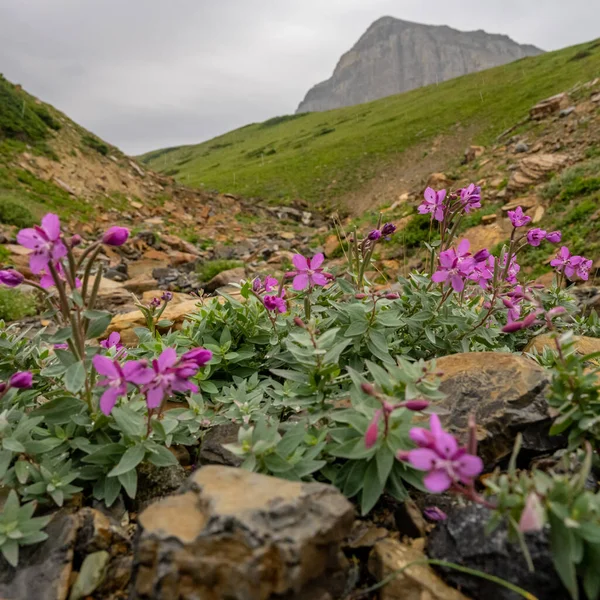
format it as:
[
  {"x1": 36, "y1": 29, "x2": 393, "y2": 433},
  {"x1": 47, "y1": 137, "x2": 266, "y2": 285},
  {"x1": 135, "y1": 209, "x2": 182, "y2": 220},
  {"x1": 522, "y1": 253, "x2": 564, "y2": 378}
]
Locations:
[
  {"x1": 507, "y1": 206, "x2": 531, "y2": 228},
  {"x1": 431, "y1": 239, "x2": 474, "y2": 292},
  {"x1": 418, "y1": 187, "x2": 446, "y2": 222},
  {"x1": 526, "y1": 228, "x2": 546, "y2": 247},
  {"x1": 459, "y1": 184, "x2": 481, "y2": 213},
  {"x1": 17, "y1": 213, "x2": 67, "y2": 274},
  {"x1": 0, "y1": 270, "x2": 24, "y2": 288},
  {"x1": 291, "y1": 253, "x2": 328, "y2": 291}
]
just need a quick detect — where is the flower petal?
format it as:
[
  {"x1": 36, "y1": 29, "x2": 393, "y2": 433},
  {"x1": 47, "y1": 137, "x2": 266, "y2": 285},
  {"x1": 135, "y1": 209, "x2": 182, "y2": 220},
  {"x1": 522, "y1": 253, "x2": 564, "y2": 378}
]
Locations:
[
  {"x1": 99, "y1": 387, "x2": 121, "y2": 415},
  {"x1": 424, "y1": 469, "x2": 453, "y2": 492},
  {"x1": 407, "y1": 448, "x2": 438, "y2": 471},
  {"x1": 93, "y1": 355, "x2": 119, "y2": 378},
  {"x1": 311, "y1": 272, "x2": 328, "y2": 286},
  {"x1": 292, "y1": 273, "x2": 309, "y2": 291},
  {"x1": 292, "y1": 254, "x2": 309, "y2": 271},
  {"x1": 157, "y1": 348, "x2": 177, "y2": 370},
  {"x1": 145, "y1": 385, "x2": 164, "y2": 409},
  {"x1": 122, "y1": 361, "x2": 154, "y2": 385},
  {"x1": 310, "y1": 253, "x2": 324, "y2": 270},
  {"x1": 16, "y1": 228, "x2": 41, "y2": 249},
  {"x1": 456, "y1": 454, "x2": 484, "y2": 479},
  {"x1": 41, "y1": 213, "x2": 61, "y2": 240},
  {"x1": 424, "y1": 187, "x2": 436, "y2": 203},
  {"x1": 29, "y1": 253, "x2": 50, "y2": 275},
  {"x1": 431, "y1": 270, "x2": 448, "y2": 283},
  {"x1": 457, "y1": 239, "x2": 470, "y2": 256}
]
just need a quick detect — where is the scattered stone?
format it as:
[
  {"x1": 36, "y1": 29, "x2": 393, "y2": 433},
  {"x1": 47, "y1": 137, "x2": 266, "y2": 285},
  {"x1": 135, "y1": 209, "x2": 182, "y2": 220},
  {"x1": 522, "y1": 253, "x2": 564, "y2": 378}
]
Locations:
[
  {"x1": 123, "y1": 273, "x2": 159, "y2": 294},
  {"x1": 75, "y1": 507, "x2": 130, "y2": 556},
  {"x1": 501, "y1": 195, "x2": 538, "y2": 212},
  {"x1": 53, "y1": 177, "x2": 77, "y2": 196},
  {"x1": 0, "y1": 510, "x2": 78, "y2": 600},
  {"x1": 526, "y1": 334, "x2": 600, "y2": 357},
  {"x1": 464, "y1": 145, "x2": 485, "y2": 163},
  {"x1": 324, "y1": 234, "x2": 341, "y2": 257},
  {"x1": 431, "y1": 353, "x2": 555, "y2": 466},
  {"x1": 462, "y1": 224, "x2": 506, "y2": 253},
  {"x1": 559, "y1": 106, "x2": 576, "y2": 118},
  {"x1": 514, "y1": 141, "x2": 529, "y2": 153},
  {"x1": 129, "y1": 161, "x2": 146, "y2": 177},
  {"x1": 368, "y1": 538, "x2": 470, "y2": 600},
  {"x1": 530, "y1": 92, "x2": 569, "y2": 120},
  {"x1": 161, "y1": 234, "x2": 199, "y2": 255},
  {"x1": 105, "y1": 267, "x2": 129, "y2": 282},
  {"x1": 571, "y1": 286, "x2": 600, "y2": 315},
  {"x1": 346, "y1": 521, "x2": 389, "y2": 550},
  {"x1": 395, "y1": 498, "x2": 427, "y2": 538},
  {"x1": 427, "y1": 172, "x2": 449, "y2": 188},
  {"x1": 169, "y1": 250, "x2": 198, "y2": 267},
  {"x1": 133, "y1": 460, "x2": 188, "y2": 512},
  {"x1": 591, "y1": 92, "x2": 600, "y2": 103},
  {"x1": 131, "y1": 465, "x2": 355, "y2": 600},
  {"x1": 532, "y1": 205, "x2": 545, "y2": 223},
  {"x1": 202, "y1": 266, "x2": 246, "y2": 293},
  {"x1": 507, "y1": 154, "x2": 569, "y2": 192},
  {"x1": 481, "y1": 213, "x2": 497, "y2": 224},
  {"x1": 427, "y1": 504, "x2": 567, "y2": 600},
  {"x1": 199, "y1": 422, "x2": 243, "y2": 467},
  {"x1": 280, "y1": 231, "x2": 296, "y2": 241}
]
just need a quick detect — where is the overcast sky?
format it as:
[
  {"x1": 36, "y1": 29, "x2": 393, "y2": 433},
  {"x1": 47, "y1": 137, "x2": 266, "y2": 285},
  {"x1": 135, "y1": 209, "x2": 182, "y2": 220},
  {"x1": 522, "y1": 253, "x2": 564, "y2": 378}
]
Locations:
[{"x1": 1, "y1": 1, "x2": 598, "y2": 155}]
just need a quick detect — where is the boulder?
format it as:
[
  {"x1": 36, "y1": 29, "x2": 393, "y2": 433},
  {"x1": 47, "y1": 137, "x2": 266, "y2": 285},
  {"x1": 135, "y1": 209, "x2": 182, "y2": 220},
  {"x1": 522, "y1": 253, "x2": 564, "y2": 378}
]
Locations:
[
  {"x1": 160, "y1": 234, "x2": 199, "y2": 255},
  {"x1": 123, "y1": 273, "x2": 160, "y2": 294},
  {"x1": 169, "y1": 251, "x2": 198, "y2": 267},
  {"x1": 431, "y1": 353, "x2": 555, "y2": 466},
  {"x1": 203, "y1": 266, "x2": 245, "y2": 293},
  {"x1": 427, "y1": 504, "x2": 567, "y2": 600},
  {"x1": 199, "y1": 423, "x2": 243, "y2": 467},
  {"x1": 525, "y1": 334, "x2": 600, "y2": 357},
  {"x1": 133, "y1": 461, "x2": 188, "y2": 512},
  {"x1": 324, "y1": 234, "x2": 341, "y2": 257},
  {"x1": 427, "y1": 173, "x2": 450, "y2": 188},
  {"x1": 131, "y1": 465, "x2": 355, "y2": 600},
  {"x1": 464, "y1": 145, "x2": 485, "y2": 163},
  {"x1": 571, "y1": 286, "x2": 600, "y2": 315},
  {"x1": 369, "y1": 538, "x2": 470, "y2": 600}
]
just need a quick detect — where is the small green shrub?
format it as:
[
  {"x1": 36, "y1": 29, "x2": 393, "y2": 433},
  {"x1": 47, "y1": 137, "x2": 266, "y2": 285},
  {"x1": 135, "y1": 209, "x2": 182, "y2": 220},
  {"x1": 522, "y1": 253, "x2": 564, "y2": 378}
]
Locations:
[
  {"x1": 0, "y1": 194, "x2": 35, "y2": 227},
  {"x1": 0, "y1": 288, "x2": 38, "y2": 321},
  {"x1": 81, "y1": 134, "x2": 109, "y2": 156},
  {"x1": 196, "y1": 259, "x2": 243, "y2": 281},
  {"x1": 398, "y1": 213, "x2": 435, "y2": 249},
  {"x1": 559, "y1": 177, "x2": 600, "y2": 202}
]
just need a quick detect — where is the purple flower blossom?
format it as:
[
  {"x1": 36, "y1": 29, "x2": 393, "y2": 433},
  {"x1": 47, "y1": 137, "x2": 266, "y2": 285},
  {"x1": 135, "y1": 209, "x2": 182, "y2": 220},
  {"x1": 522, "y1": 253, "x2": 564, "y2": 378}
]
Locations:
[
  {"x1": 161, "y1": 291, "x2": 173, "y2": 302},
  {"x1": 493, "y1": 252, "x2": 521, "y2": 284},
  {"x1": 142, "y1": 348, "x2": 200, "y2": 410},
  {"x1": 93, "y1": 355, "x2": 153, "y2": 415},
  {"x1": 181, "y1": 347, "x2": 213, "y2": 366},
  {"x1": 526, "y1": 228, "x2": 547, "y2": 247},
  {"x1": 468, "y1": 256, "x2": 494, "y2": 289},
  {"x1": 252, "y1": 277, "x2": 261, "y2": 292},
  {"x1": 263, "y1": 293, "x2": 286, "y2": 313},
  {"x1": 291, "y1": 253, "x2": 328, "y2": 291},
  {"x1": 459, "y1": 184, "x2": 482, "y2": 213},
  {"x1": 264, "y1": 276, "x2": 278, "y2": 292},
  {"x1": 100, "y1": 332, "x2": 125, "y2": 356},
  {"x1": 381, "y1": 223, "x2": 397, "y2": 236},
  {"x1": 0, "y1": 270, "x2": 24, "y2": 288},
  {"x1": 507, "y1": 206, "x2": 532, "y2": 228},
  {"x1": 473, "y1": 248, "x2": 490, "y2": 263},
  {"x1": 423, "y1": 506, "x2": 448, "y2": 521},
  {"x1": 574, "y1": 257, "x2": 593, "y2": 281},
  {"x1": 17, "y1": 213, "x2": 67, "y2": 275},
  {"x1": 418, "y1": 187, "x2": 446, "y2": 222},
  {"x1": 149, "y1": 297, "x2": 161, "y2": 308},
  {"x1": 431, "y1": 239, "x2": 474, "y2": 292},
  {"x1": 9, "y1": 371, "x2": 33, "y2": 389},
  {"x1": 368, "y1": 229, "x2": 382, "y2": 241},
  {"x1": 545, "y1": 231, "x2": 562, "y2": 244},
  {"x1": 550, "y1": 246, "x2": 584, "y2": 279},
  {"x1": 400, "y1": 414, "x2": 483, "y2": 492},
  {"x1": 102, "y1": 226, "x2": 130, "y2": 247}
]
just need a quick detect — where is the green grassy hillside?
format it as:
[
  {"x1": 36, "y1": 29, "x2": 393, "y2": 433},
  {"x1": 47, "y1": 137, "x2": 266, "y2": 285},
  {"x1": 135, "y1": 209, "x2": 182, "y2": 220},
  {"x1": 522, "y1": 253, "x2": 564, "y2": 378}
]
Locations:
[{"x1": 140, "y1": 39, "x2": 600, "y2": 209}]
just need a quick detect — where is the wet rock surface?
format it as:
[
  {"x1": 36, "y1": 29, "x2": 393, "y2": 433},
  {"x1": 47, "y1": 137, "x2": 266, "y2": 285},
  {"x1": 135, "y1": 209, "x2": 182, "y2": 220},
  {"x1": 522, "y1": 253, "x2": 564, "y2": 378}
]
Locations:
[
  {"x1": 131, "y1": 465, "x2": 355, "y2": 600},
  {"x1": 427, "y1": 504, "x2": 568, "y2": 600},
  {"x1": 199, "y1": 422, "x2": 243, "y2": 467},
  {"x1": 432, "y1": 352, "x2": 557, "y2": 466}
]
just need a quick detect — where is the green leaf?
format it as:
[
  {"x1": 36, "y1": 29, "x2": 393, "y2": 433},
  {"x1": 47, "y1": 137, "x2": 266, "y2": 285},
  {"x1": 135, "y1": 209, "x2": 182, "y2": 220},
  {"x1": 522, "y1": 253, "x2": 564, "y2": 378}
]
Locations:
[
  {"x1": 47, "y1": 327, "x2": 73, "y2": 343},
  {"x1": 15, "y1": 460, "x2": 30, "y2": 484},
  {"x1": 343, "y1": 460, "x2": 368, "y2": 498},
  {"x1": 31, "y1": 396, "x2": 84, "y2": 425},
  {"x1": 83, "y1": 309, "x2": 110, "y2": 320},
  {"x1": 376, "y1": 444, "x2": 395, "y2": 485},
  {"x1": 199, "y1": 381, "x2": 219, "y2": 394},
  {"x1": 344, "y1": 321, "x2": 368, "y2": 338},
  {"x1": 0, "y1": 450, "x2": 13, "y2": 479},
  {"x1": 108, "y1": 445, "x2": 146, "y2": 477},
  {"x1": 103, "y1": 476, "x2": 121, "y2": 507},
  {"x1": 147, "y1": 444, "x2": 178, "y2": 467},
  {"x1": 549, "y1": 510, "x2": 579, "y2": 600},
  {"x1": 86, "y1": 314, "x2": 112, "y2": 340},
  {"x1": 1, "y1": 539, "x2": 19, "y2": 567},
  {"x1": 328, "y1": 437, "x2": 375, "y2": 460},
  {"x1": 111, "y1": 406, "x2": 145, "y2": 438},
  {"x1": 3, "y1": 490, "x2": 20, "y2": 521},
  {"x1": 69, "y1": 551, "x2": 110, "y2": 600},
  {"x1": 118, "y1": 469, "x2": 138, "y2": 499},
  {"x1": 361, "y1": 459, "x2": 385, "y2": 515},
  {"x1": 324, "y1": 339, "x2": 351, "y2": 364},
  {"x1": 386, "y1": 463, "x2": 409, "y2": 501},
  {"x1": 2, "y1": 438, "x2": 25, "y2": 453},
  {"x1": 583, "y1": 543, "x2": 600, "y2": 600},
  {"x1": 270, "y1": 369, "x2": 307, "y2": 383},
  {"x1": 64, "y1": 362, "x2": 86, "y2": 394}
]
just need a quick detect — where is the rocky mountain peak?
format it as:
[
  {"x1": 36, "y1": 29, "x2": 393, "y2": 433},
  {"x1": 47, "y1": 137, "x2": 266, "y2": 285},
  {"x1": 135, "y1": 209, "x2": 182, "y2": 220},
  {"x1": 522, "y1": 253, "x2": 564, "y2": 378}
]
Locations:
[{"x1": 296, "y1": 17, "x2": 543, "y2": 113}]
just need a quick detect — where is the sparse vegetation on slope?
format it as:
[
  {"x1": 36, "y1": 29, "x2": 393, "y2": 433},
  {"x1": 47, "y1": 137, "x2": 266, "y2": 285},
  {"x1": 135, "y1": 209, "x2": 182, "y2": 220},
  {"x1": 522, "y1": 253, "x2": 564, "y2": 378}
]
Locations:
[{"x1": 140, "y1": 39, "x2": 600, "y2": 209}]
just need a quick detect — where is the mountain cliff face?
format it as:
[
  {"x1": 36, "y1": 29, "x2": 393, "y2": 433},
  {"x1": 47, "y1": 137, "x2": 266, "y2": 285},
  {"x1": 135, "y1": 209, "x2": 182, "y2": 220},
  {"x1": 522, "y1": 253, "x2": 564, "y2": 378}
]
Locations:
[{"x1": 296, "y1": 17, "x2": 543, "y2": 113}]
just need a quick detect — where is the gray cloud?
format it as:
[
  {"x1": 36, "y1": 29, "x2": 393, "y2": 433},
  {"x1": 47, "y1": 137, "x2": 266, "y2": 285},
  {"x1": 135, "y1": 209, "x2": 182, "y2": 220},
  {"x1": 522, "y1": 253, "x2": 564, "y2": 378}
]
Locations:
[{"x1": 1, "y1": 0, "x2": 598, "y2": 154}]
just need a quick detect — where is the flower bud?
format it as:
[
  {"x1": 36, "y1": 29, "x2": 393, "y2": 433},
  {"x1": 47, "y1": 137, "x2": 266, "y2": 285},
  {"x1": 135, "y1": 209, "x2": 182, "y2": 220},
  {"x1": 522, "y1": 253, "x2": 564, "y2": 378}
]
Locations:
[
  {"x1": 423, "y1": 506, "x2": 447, "y2": 521},
  {"x1": 355, "y1": 293, "x2": 367, "y2": 299},
  {"x1": 384, "y1": 293, "x2": 400, "y2": 300},
  {"x1": 518, "y1": 492, "x2": 545, "y2": 533},
  {"x1": 396, "y1": 450, "x2": 411, "y2": 461},
  {"x1": 161, "y1": 291, "x2": 173, "y2": 302},
  {"x1": 149, "y1": 297, "x2": 161, "y2": 308},
  {"x1": 381, "y1": 223, "x2": 397, "y2": 236},
  {"x1": 368, "y1": 229, "x2": 382, "y2": 241},
  {"x1": 361, "y1": 382, "x2": 377, "y2": 396},
  {"x1": 546, "y1": 306, "x2": 566, "y2": 319},
  {"x1": 545, "y1": 231, "x2": 562, "y2": 244},
  {"x1": 181, "y1": 348, "x2": 213, "y2": 367},
  {"x1": 364, "y1": 421, "x2": 379, "y2": 448},
  {"x1": 404, "y1": 400, "x2": 430, "y2": 411},
  {"x1": 70, "y1": 234, "x2": 82, "y2": 247},
  {"x1": 252, "y1": 277, "x2": 262, "y2": 292},
  {"x1": 473, "y1": 248, "x2": 490, "y2": 263},
  {"x1": 9, "y1": 371, "x2": 33, "y2": 389},
  {"x1": 293, "y1": 317, "x2": 306, "y2": 328},
  {"x1": 102, "y1": 226, "x2": 129, "y2": 246},
  {"x1": 0, "y1": 270, "x2": 24, "y2": 288}
]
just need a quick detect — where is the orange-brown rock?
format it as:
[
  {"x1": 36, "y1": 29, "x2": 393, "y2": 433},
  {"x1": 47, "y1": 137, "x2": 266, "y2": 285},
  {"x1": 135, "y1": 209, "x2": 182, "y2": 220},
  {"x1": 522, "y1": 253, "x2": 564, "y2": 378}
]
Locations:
[
  {"x1": 368, "y1": 538, "x2": 471, "y2": 600},
  {"x1": 507, "y1": 154, "x2": 569, "y2": 192},
  {"x1": 525, "y1": 333, "x2": 600, "y2": 357},
  {"x1": 123, "y1": 274, "x2": 159, "y2": 294},
  {"x1": 131, "y1": 466, "x2": 355, "y2": 600}
]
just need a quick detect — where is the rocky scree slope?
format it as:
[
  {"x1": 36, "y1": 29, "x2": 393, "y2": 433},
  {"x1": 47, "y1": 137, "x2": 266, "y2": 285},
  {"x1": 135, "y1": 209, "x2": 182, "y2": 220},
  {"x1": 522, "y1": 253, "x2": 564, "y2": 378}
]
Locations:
[{"x1": 296, "y1": 16, "x2": 543, "y2": 113}]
